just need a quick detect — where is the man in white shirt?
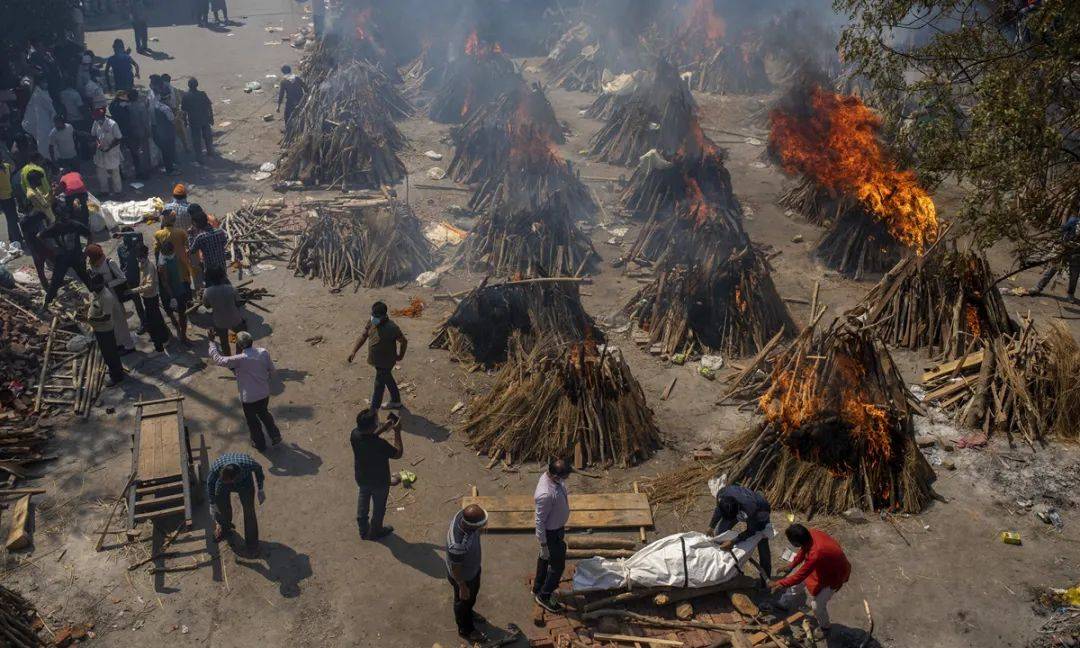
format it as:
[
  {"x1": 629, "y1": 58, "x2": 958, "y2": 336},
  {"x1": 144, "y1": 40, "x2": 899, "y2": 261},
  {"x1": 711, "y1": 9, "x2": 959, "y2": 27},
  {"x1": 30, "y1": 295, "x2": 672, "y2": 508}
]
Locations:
[
  {"x1": 49, "y1": 115, "x2": 79, "y2": 169},
  {"x1": 91, "y1": 107, "x2": 122, "y2": 197},
  {"x1": 86, "y1": 243, "x2": 135, "y2": 352}
]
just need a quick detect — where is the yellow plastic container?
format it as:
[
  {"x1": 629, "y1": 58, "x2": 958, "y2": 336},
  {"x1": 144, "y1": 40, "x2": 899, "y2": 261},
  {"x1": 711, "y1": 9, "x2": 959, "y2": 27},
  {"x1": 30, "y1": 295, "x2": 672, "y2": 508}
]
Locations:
[{"x1": 1000, "y1": 531, "x2": 1022, "y2": 545}]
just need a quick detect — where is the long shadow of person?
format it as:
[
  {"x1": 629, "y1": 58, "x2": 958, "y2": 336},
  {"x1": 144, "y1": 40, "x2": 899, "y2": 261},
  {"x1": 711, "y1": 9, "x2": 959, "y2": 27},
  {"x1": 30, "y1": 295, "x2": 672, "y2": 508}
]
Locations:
[
  {"x1": 233, "y1": 540, "x2": 312, "y2": 598},
  {"x1": 266, "y1": 442, "x2": 322, "y2": 477},
  {"x1": 378, "y1": 534, "x2": 446, "y2": 580},
  {"x1": 396, "y1": 411, "x2": 450, "y2": 442},
  {"x1": 826, "y1": 623, "x2": 882, "y2": 647}
]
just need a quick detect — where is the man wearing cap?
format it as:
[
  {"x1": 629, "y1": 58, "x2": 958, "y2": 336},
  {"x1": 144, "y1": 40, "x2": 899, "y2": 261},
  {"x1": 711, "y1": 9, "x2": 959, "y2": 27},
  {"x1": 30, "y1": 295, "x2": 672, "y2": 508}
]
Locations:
[
  {"x1": 208, "y1": 332, "x2": 282, "y2": 451},
  {"x1": 91, "y1": 107, "x2": 123, "y2": 197},
  {"x1": 446, "y1": 503, "x2": 489, "y2": 643},
  {"x1": 533, "y1": 458, "x2": 572, "y2": 612},
  {"x1": 165, "y1": 184, "x2": 191, "y2": 230},
  {"x1": 58, "y1": 169, "x2": 90, "y2": 226},
  {"x1": 86, "y1": 243, "x2": 135, "y2": 352}
]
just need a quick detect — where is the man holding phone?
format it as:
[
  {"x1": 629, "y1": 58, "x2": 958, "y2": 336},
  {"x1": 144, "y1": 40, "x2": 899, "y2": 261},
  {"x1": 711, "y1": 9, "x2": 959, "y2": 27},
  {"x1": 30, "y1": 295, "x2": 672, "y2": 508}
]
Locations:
[{"x1": 350, "y1": 408, "x2": 404, "y2": 540}]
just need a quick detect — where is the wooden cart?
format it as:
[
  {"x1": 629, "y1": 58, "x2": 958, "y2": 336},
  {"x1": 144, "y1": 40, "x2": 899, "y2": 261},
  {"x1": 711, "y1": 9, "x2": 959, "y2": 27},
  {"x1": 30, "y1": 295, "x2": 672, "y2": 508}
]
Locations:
[{"x1": 128, "y1": 396, "x2": 199, "y2": 530}]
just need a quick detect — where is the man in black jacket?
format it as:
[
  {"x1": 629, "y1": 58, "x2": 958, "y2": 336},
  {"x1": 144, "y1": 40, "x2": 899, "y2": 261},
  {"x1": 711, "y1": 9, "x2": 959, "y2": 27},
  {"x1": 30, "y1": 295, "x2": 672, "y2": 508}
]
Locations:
[
  {"x1": 349, "y1": 408, "x2": 403, "y2": 541},
  {"x1": 38, "y1": 210, "x2": 93, "y2": 305},
  {"x1": 181, "y1": 78, "x2": 215, "y2": 163},
  {"x1": 709, "y1": 484, "x2": 773, "y2": 579}
]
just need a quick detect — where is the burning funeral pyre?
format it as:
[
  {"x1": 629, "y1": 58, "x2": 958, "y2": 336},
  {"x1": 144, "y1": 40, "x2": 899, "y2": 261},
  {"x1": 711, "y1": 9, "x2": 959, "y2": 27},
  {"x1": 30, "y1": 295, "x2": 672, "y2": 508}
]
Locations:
[
  {"x1": 587, "y1": 59, "x2": 699, "y2": 167},
  {"x1": 457, "y1": 334, "x2": 662, "y2": 468},
  {"x1": 288, "y1": 195, "x2": 433, "y2": 291},
  {"x1": 668, "y1": 0, "x2": 772, "y2": 95},
  {"x1": 277, "y1": 60, "x2": 411, "y2": 189},
  {"x1": 620, "y1": 125, "x2": 795, "y2": 358},
  {"x1": 430, "y1": 279, "x2": 600, "y2": 368},
  {"x1": 654, "y1": 316, "x2": 936, "y2": 514},
  {"x1": 447, "y1": 82, "x2": 566, "y2": 186},
  {"x1": 454, "y1": 95, "x2": 598, "y2": 278},
  {"x1": 769, "y1": 79, "x2": 939, "y2": 279},
  {"x1": 428, "y1": 30, "x2": 521, "y2": 124},
  {"x1": 856, "y1": 241, "x2": 1016, "y2": 359}
]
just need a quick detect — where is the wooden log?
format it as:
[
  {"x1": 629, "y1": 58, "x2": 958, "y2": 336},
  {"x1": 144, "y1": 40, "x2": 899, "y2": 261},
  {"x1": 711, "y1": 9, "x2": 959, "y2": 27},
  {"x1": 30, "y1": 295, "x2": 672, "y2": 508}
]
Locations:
[
  {"x1": 566, "y1": 548, "x2": 635, "y2": 559},
  {"x1": 748, "y1": 612, "x2": 804, "y2": 645},
  {"x1": 0, "y1": 488, "x2": 46, "y2": 497},
  {"x1": 5, "y1": 495, "x2": 31, "y2": 550},
  {"x1": 582, "y1": 587, "x2": 669, "y2": 612},
  {"x1": 653, "y1": 576, "x2": 758, "y2": 606},
  {"x1": 584, "y1": 608, "x2": 760, "y2": 631},
  {"x1": 593, "y1": 634, "x2": 684, "y2": 646},
  {"x1": 565, "y1": 535, "x2": 639, "y2": 550}
]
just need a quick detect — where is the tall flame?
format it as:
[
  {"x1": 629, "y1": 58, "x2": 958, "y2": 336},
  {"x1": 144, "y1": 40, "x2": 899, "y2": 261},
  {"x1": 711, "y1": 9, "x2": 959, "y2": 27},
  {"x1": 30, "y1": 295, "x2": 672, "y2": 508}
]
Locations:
[
  {"x1": 769, "y1": 84, "x2": 938, "y2": 252},
  {"x1": 680, "y1": 0, "x2": 726, "y2": 45},
  {"x1": 464, "y1": 29, "x2": 502, "y2": 58}
]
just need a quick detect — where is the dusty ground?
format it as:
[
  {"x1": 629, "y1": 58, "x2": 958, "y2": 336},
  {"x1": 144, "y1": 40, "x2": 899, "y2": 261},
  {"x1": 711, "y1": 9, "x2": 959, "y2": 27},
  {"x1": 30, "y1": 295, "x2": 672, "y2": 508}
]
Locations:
[{"x1": 3, "y1": 2, "x2": 1079, "y2": 647}]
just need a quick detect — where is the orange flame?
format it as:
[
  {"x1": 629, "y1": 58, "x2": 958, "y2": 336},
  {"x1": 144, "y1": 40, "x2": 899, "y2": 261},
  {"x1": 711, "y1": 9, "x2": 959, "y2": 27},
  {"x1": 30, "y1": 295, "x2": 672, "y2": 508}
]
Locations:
[
  {"x1": 769, "y1": 84, "x2": 938, "y2": 252},
  {"x1": 354, "y1": 7, "x2": 372, "y2": 41},
  {"x1": 464, "y1": 29, "x2": 502, "y2": 58},
  {"x1": 965, "y1": 304, "x2": 982, "y2": 338}
]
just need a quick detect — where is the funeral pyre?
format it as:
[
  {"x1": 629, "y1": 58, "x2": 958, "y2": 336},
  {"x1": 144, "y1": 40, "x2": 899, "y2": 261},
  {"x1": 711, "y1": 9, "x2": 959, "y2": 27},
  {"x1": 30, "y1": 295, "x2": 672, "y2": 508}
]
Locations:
[
  {"x1": 447, "y1": 81, "x2": 566, "y2": 186},
  {"x1": 287, "y1": 195, "x2": 433, "y2": 291},
  {"x1": 430, "y1": 278, "x2": 601, "y2": 368},
  {"x1": 542, "y1": 20, "x2": 648, "y2": 94},
  {"x1": 769, "y1": 79, "x2": 939, "y2": 279},
  {"x1": 457, "y1": 334, "x2": 662, "y2": 469},
  {"x1": 856, "y1": 241, "x2": 1016, "y2": 359},
  {"x1": 667, "y1": 0, "x2": 771, "y2": 95},
  {"x1": 428, "y1": 30, "x2": 521, "y2": 124},
  {"x1": 587, "y1": 59, "x2": 700, "y2": 167},
  {"x1": 921, "y1": 318, "x2": 1080, "y2": 447},
  {"x1": 277, "y1": 60, "x2": 410, "y2": 189},
  {"x1": 653, "y1": 316, "x2": 936, "y2": 514},
  {"x1": 620, "y1": 126, "x2": 794, "y2": 358},
  {"x1": 454, "y1": 101, "x2": 598, "y2": 278}
]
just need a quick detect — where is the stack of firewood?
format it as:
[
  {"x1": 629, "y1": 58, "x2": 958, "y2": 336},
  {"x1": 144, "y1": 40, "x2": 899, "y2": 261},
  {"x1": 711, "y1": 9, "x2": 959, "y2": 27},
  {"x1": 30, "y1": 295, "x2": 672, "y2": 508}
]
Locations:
[
  {"x1": 287, "y1": 196, "x2": 433, "y2": 290},
  {"x1": 920, "y1": 318, "x2": 1080, "y2": 446},
  {"x1": 587, "y1": 60, "x2": 699, "y2": 167},
  {"x1": 779, "y1": 177, "x2": 854, "y2": 227},
  {"x1": 0, "y1": 585, "x2": 46, "y2": 647},
  {"x1": 220, "y1": 202, "x2": 293, "y2": 270},
  {"x1": 400, "y1": 43, "x2": 450, "y2": 106},
  {"x1": 542, "y1": 22, "x2": 646, "y2": 94},
  {"x1": 0, "y1": 287, "x2": 50, "y2": 422},
  {"x1": 278, "y1": 60, "x2": 411, "y2": 190},
  {"x1": 447, "y1": 82, "x2": 566, "y2": 186},
  {"x1": 458, "y1": 335, "x2": 662, "y2": 468},
  {"x1": 856, "y1": 241, "x2": 1016, "y2": 359},
  {"x1": 430, "y1": 278, "x2": 601, "y2": 368}
]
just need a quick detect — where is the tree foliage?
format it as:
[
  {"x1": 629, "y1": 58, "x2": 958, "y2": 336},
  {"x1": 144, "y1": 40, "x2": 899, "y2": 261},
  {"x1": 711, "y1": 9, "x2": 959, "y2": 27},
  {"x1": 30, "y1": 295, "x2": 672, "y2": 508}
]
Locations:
[{"x1": 835, "y1": 0, "x2": 1079, "y2": 259}]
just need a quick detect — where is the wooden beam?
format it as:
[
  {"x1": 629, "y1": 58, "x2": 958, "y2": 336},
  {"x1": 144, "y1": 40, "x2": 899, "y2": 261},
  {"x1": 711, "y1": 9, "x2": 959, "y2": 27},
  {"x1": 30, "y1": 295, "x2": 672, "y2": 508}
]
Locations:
[
  {"x1": 5, "y1": 495, "x2": 31, "y2": 550},
  {"x1": 593, "y1": 634, "x2": 684, "y2": 646}
]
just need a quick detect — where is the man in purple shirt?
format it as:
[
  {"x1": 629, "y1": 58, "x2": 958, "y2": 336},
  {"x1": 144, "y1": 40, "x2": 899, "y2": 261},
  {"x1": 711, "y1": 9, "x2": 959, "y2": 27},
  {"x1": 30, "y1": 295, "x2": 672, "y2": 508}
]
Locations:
[
  {"x1": 208, "y1": 331, "x2": 282, "y2": 451},
  {"x1": 533, "y1": 458, "x2": 572, "y2": 612}
]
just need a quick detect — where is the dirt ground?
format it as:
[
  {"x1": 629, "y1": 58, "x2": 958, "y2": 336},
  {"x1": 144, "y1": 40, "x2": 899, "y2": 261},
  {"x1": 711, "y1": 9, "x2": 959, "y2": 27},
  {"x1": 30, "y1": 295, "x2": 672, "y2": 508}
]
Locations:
[{"x1": 4, "y1": 1, "x2": 1079, "y2": 647}]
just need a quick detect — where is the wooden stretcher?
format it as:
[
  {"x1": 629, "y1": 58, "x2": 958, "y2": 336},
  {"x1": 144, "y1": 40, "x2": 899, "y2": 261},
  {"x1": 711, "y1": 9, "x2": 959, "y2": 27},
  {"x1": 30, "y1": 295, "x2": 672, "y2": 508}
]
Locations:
[{"x1": 128, "y1": 396, "x2": 199, "y2": 529}]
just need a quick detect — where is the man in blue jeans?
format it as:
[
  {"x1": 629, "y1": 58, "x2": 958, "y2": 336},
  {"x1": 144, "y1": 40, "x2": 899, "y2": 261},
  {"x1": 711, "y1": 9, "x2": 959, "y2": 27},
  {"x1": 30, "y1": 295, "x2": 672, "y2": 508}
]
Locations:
[
  {"x1": 533, "y1": 458, "x2": 572, "y2": 612},
  {"x1": 350, "y1": 408, "x2": 403, "y2": 540},
  {"x1": 206, "y1": 452, "x2": 265, "y2": 551},
  {"x1": 347, "y1": 301, "x2": 408, "y2": 410}
]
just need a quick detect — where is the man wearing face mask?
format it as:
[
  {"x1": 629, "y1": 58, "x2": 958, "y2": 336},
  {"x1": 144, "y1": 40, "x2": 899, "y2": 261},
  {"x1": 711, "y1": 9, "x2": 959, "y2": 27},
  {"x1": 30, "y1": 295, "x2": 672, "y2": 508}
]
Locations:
[
  {"x1": 533, "y1": 458, "x2": 572, "y2": 613},
  {"x1": 347, "y1": 301, "x2": 408, "y2": 410},
  {"x1": 445, "y1": 503, "x2": 489, "y2": 643}
]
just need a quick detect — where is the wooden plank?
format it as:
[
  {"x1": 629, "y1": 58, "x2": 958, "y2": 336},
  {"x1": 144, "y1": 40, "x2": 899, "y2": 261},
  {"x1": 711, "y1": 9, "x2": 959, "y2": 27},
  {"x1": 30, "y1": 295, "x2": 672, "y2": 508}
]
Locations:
[
  {"x1": 134, "y1": 395, "x2": 186, "y2": 409},
  {"x1": 134, "y1": 493, "x2": 185, "y2": 510},
  {"x1": 749, "y1": 612, "x2": 804, "y2": 645},
  {"x1": 5, "y1": 495, "x2": 31, "y2": 550},
  {"x1": 140, "y1": 401, "x2": 180, "y2": 417},
  {"x1": 478, "y1": 508, "x2": 653, "y2": 531},
  {"x1": 920, "y1": 350, "x2": 984, "y2": 383},
  {"x1": 923, "y1": 375, "x2": 978, "y2": 402},
  {"x1": 593, "y1": 634, "x2": 683, "y2": 647},
  {"x1": 461, "y1": 493, "x2": 650, "y2": 512},
  {"x1": 135, "y1": 479, "x2": 184, "y2": 495},
  {"x1": 137, "y1": 412, "x2": 182, "y2": 481},
  {"x1": 132, "y1": 504, "x2": 186, "y2": 522}
]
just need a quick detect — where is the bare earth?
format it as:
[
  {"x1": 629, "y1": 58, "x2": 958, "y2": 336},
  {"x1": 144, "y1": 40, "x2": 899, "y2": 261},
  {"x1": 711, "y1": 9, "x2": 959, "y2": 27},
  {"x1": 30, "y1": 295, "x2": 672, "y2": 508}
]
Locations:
[{"x1": 4, "y1": 1, "x2": 1078, "y2": 647}]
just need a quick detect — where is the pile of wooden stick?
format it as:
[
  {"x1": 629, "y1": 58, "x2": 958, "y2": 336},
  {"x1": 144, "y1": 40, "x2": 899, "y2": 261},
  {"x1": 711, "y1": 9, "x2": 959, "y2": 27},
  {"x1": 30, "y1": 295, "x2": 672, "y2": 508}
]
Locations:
[
  {"x1": 457, "y1": 335, "x2": 662, "y2": 468},
  {"x1": 430, "y1": 277, "x2": 601, "y2": 367},
  {"x1": 428, "y1": 45, "x2": 520, "y2": 124},
  {"x1": 0, "y1": 585, "x2": 46, "y2": 647},
  {"x1": 220, "y1": 203, "x2": 292, "y2": 270},
  {"x1": 816, "y1": 208, "x2": 904, "y2": 280},
  {"x1": 288, "y1": 196, "x2": 434, "y2": 290},
  {"x1": 587, "y1": 60, "x2": 700, "y2": 167},
  {"x1": 447, "y1": 82, "x2": 566, "y2": 186},
  {"x1": 621, "y1": 150, "x2": 734, "y2": 222},
  {"x1": 0, "y1": 287, "x2": 50, "y2": 422},
  {"x1": 33, "y1": 317, "x2": 105, "y2": 418},
  {"x1": 278, "y1": 60, "x2": 410, "y2": 190},
  {"x1": 624, "y1": 246, "x2": 795, "y2": 358},
  {"x1": 659, "y1": 315, "x2": 935, "y2": 514},
  {"x1": 856, "y1": 241, "x2": 1016, "y2": 359},
  {"x1": 920, "y1": 318, "x2": 1080, "y2": 446},
  {"x1": 778, "y1": 176, "x2": 853, "y2": 227},
  {"x1": 400, "y1": 44, "x2": 450, "y2": 104},
  {"x1": 543, "y1": 25, "x2": 646, "y2": 95},
  {"x1": 677, "y1": 38, "x2": 772, "y2": 95}
]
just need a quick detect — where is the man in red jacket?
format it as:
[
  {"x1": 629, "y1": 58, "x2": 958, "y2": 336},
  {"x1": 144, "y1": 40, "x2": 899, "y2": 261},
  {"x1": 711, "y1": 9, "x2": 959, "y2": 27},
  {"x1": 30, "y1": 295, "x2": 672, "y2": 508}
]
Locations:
[{"x1": 770, "y1": 524, "x2": 851, "y2": 640}]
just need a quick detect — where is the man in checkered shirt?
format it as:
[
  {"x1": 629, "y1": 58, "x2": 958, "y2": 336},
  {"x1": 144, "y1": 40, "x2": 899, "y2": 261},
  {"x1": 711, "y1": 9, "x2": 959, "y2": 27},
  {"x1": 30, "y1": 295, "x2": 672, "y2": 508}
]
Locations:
[
  {"x1": 188, "y1": 205, "x2": 229, "y2": 275},
  {"x1": 206, "y1": 452, "x2": 265, "y2": 550}
]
